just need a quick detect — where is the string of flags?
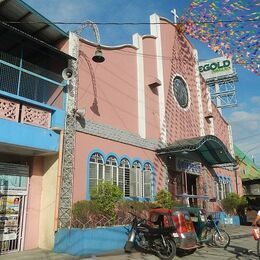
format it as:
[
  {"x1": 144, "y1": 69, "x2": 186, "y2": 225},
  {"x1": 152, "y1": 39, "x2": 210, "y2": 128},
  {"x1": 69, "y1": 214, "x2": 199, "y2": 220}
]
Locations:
[{"x1": 180, "y1": 0, "x2": 259, "y2": 75}]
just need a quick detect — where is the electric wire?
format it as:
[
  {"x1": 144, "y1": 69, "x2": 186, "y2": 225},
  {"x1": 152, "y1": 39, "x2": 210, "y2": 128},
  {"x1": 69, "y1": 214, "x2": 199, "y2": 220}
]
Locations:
[
  {"x1": 112, "y1": 49, "x2": 257, "y2": 65},
  {"x1": 1, "y1": 18, "x2": 259, "y2": 25}
]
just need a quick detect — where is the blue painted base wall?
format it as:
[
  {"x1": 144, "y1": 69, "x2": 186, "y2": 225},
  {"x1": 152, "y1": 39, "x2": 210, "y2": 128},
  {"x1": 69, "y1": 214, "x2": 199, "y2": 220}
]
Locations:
[
  {"x1": 211, "y1": 212, "x2": 240, "y2": 225},
  {"x1": 54, "y1": 226, "x2": 128, "y2": 257}
]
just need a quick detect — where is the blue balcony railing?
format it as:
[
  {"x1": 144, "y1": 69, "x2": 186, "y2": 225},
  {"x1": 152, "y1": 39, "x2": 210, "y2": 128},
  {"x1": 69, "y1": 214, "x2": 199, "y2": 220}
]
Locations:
[{"x1": 0, "y1": 52, "x2": 66, "y2": 109}]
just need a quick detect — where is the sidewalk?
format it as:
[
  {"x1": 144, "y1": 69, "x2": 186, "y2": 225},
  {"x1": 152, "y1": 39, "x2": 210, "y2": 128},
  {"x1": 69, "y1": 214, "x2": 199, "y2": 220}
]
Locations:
[
  {"x1": 0, "y1": 248, "x2": 80, "y2": 259},
  {"x1": 221, "y1": 224, "x2": 252, "y2": 239},
  {"x1": 0, "y1": 225, "x2": 253, "y2": 260}
]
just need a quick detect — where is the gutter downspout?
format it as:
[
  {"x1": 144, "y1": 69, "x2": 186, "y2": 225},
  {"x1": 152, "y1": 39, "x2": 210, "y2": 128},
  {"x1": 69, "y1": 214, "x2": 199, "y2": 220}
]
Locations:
[{"x1": 54, "y1": 129, "x2": 64, "y2": 231}]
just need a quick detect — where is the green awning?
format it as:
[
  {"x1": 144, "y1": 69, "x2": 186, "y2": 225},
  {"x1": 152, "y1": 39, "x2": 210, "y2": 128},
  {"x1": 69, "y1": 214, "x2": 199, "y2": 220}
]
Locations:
[
  {"x1": 241, "y1": 172, "x2": 260, "y2": 181},
  {"x1": 157, "y1": 135, "x2": 236, "y2": 166}
]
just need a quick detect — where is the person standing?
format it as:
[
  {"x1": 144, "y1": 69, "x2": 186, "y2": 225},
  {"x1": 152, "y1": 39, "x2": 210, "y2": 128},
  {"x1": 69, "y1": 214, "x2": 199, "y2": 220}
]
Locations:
[{"x1": 253, "y1": 210, "x2": 260, "y2": 227}]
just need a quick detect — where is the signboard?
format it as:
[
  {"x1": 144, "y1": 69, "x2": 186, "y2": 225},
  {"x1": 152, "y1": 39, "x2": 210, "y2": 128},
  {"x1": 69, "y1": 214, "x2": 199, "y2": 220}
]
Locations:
[
  {"x1": 0, "y1": 196, "x2": 20, "y2": 241},
  {"x1": 199, "y1": 57, "x2": 234, "y2": 80},
  {"x1": 0, "y1": 175, "x2": 28, "y2": 195},
  {"x1": 176, "y1": 159, "x2": 201, "y2": 175},
  {"x1": 0, "y1": 163, "x2": 29, "y2": 195}
]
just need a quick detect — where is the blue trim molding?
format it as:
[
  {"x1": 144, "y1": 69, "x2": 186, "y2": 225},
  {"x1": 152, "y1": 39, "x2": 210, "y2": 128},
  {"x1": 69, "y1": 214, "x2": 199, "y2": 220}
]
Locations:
[{"x1": 104, "y1": 152, "x2": 120, "y2": 165}]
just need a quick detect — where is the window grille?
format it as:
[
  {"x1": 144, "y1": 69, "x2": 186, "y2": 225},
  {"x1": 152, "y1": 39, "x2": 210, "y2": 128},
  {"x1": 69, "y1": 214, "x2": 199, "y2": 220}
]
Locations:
[
  {"x1": 130, "y1": 161, "x2": 142, "y2": 197},
  {"x1": 105, "y1": 156, "x2": 117, "y2": 184},
  {"x1": 218, "y1": 181, "x2": 223, "y2": 200},
  {"x1": 89, "y1": 153, "x2": 104, "y2": 192},
  {"x1": 119, "y1": 159, "x2": 130, "y2": 197},
  {"x1": 143, "y1": 163, "x2": 152, "y2": 198},
  {"x1": 89, "y1": 154, "x2": 153, "y2": 200},
  {"x1": 0, "y1": 52, "x2": 64, "y2": 109}
]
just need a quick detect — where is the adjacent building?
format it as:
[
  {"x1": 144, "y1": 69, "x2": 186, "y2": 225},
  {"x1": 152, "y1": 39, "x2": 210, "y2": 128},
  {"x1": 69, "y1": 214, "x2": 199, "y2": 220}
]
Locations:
[
  {"x1": 235, "y1": 145, "x2": 260, "y2": 209},
  {"x1": 0, "y1": 0, "x2": 72, "y2": 253}
]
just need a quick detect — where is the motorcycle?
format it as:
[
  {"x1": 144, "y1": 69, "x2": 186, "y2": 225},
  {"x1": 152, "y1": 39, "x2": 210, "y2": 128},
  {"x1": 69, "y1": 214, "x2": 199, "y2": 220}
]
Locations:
[
  {"x1": 199, "y1": 215, "x2": 230, "y2": 248},
  {"x1": 124, "y1": 212, "x2": 176, "y2": 260}
]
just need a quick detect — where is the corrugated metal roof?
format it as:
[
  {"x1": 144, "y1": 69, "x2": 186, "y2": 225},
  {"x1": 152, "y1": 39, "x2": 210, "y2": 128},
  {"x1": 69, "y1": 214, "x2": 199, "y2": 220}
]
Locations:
[
  {"x1": 234, "y1": 145, "x2": 260, "y2": 170},
  {"x1": 234, "y1": 145, "x2": 260, "y2": 181},
  {"x1": 0, "y1": 0, "x2": 68, "y2": 45}
]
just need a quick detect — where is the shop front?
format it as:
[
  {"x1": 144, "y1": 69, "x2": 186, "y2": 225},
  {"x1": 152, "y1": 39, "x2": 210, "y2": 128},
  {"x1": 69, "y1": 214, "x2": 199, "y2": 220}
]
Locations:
[{"x1": 0, "y1": 162, "x2": 29, "y2": 253}]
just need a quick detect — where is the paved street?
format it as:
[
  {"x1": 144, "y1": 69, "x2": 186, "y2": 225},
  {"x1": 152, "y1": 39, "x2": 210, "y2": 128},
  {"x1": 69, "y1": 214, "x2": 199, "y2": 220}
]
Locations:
[
  {"x1": 0, "y1": 227, "x2": 258, "y2": 260},
  {"x1": 86, "y1": 237, "x2": 259, "y2": 260}
]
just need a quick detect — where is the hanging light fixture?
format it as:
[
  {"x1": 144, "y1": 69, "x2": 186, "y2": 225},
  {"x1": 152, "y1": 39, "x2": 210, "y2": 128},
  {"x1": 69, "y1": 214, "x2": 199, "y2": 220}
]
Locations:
[
  {"x1": 74, "y1": 20, "x2": 105, "y2": 63},
  {"x1": 92, "y1": 45, "x2": 105, "y2": 63}
]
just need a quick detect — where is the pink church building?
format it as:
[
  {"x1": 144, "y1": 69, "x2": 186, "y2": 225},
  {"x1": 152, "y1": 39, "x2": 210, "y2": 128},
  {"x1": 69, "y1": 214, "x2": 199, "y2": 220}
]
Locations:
[{"x1": 63, "y1": 13, "x2": 243, "y2": 215}]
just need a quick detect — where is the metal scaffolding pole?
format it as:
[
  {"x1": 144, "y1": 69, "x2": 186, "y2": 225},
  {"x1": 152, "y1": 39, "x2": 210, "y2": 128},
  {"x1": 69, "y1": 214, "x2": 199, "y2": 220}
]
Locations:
[{"x1": 58, "y1": 32, "x2": 79, "y2": 228}]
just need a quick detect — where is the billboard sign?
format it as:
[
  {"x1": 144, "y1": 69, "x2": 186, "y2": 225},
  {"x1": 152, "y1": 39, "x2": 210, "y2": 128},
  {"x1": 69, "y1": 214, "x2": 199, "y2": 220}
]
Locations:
[{"x1": 199, "y1": 57, "x2": 234, "y2": 80}]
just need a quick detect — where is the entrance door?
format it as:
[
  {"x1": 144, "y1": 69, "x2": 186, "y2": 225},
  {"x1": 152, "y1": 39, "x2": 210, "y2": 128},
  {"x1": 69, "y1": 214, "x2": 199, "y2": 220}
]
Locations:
[
  {"x1": 187, "y1": 174, "x2": 198, "y2": 206},
  {"x1": 0, "y1": 163, "x2": 29, "y2": 254}
]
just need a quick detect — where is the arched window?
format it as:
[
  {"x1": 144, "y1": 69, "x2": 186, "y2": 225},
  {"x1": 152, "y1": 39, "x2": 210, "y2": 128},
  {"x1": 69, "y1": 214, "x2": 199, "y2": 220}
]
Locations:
[
  {"x1": 228, "y1": 178, "x2": 232, "y2": 193},
  {"x1": 89, "y1": 153, "x2": 104, "y2": 192},
  {"x1": 213, "y1": 178, "x2": 219, "y2": 200},
  {"x1": 143, "y1": 163, "x2": 152, "y2": 198},
  {"x1": 218, "y1": 179, "x2": 223, "y2": 200},
  {"x1": 130, "y1": 161, "x2": 142, "y2": 197},
  {"x1": 119, "y1": 159, "x2": 130, "y2": 196},
  {"x1": 223, "y1": 178, "x2": 232, "y2": 197},
  {"x1": 88, "y1": 153, "x2": 155, "y2": 200},
  {"x1": 105, "y1": 156, "x2": 118, "y2": 185}
]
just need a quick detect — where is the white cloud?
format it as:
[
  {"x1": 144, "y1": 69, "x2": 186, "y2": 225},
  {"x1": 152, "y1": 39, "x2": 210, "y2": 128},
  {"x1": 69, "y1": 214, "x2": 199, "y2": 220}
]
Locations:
[
  {"x1": 229, "y1": 111, "x2": 260, "y2": 125},
  {"x1": 227, "y1": 110, "x2": 260, "y2": 166}
]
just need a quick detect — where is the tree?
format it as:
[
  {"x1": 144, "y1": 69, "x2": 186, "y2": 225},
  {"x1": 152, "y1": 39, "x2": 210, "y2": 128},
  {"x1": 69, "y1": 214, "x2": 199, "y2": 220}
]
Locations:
[
  {"x1": 221, "y1": 192, "x2": 248, "y2": 215},
  {"x1": 155, "y1": 189, "x2": 174, "y2": 209},
  {"x1": 91, "y1": 181, "x2": 123, "y2": 218}
]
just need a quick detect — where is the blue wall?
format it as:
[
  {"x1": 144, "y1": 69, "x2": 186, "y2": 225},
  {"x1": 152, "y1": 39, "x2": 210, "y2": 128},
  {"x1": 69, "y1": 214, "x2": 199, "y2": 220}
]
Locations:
[
  {"x1": 54, "y1": 226, "x2": 128, "y2": 257},
  {"x1": 211, "y1": 211, "x2": 240, "y2": 225},
  {"x1": 0, "y1": 118, "x2": 60, "y2": 152}
]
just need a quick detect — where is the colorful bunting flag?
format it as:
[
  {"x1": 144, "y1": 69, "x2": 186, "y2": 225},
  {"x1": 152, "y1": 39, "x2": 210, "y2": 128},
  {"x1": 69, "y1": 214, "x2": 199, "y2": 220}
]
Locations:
[{"x1": 181, "y1": 0, "x2": 259, "y2": 75}]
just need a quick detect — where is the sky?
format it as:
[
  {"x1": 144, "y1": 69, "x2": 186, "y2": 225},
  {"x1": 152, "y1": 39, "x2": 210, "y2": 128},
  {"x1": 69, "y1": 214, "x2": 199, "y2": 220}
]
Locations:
[{"x1": 23, "y1": 0, "x2": 260, "y2": 166}]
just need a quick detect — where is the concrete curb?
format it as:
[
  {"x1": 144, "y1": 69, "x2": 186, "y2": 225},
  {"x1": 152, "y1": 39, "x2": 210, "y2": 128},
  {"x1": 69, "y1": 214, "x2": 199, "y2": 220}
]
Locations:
[{"x1": 230, "y1": 233, "x2": 251, "y2": 239}]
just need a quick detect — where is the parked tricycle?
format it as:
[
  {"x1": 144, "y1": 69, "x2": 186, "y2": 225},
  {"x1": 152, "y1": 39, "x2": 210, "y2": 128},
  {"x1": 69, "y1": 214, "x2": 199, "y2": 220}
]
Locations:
[
  {"x1": 180, "y1": 207, "x2": 230, "y2": 248},
  {"x1": 149, "y1": 208, "x2": 200, "y2": 256}
]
